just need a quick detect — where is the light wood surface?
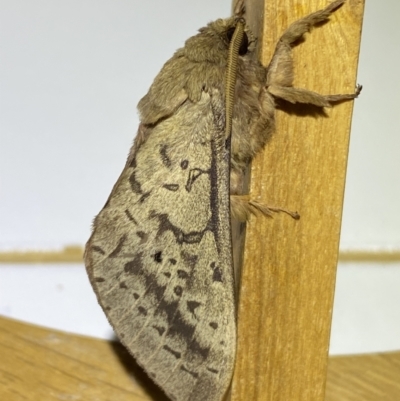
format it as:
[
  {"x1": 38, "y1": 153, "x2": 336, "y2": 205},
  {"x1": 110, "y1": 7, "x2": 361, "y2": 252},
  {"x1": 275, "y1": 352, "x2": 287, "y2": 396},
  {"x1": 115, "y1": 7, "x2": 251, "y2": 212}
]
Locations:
[
  {"x1": 0, "y1": 245, "x2": 400, "y2": 265},
  {"x1": 231, "y1": 1, "x2": 365, "y2": 401},
  {"x1": 326, "y1": 352, "x2": 400, "y2": 401},
  {"x1": 0, "y1": 246, "x2": 83, "y2": 264},
  {"x1": 2, "y1": 246, "x2": 400, "y2": 264},
  {"x1": 0, "y1": 316, "x2": 166, "y2": 401},
  {"x1": 1, "y1": 317, "x2": 400, "y2": 401}
]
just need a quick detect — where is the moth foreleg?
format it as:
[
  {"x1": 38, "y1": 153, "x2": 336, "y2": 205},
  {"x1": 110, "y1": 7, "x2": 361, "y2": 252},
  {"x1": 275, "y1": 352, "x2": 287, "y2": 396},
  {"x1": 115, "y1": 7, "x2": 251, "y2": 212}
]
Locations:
[
  {"x1": 266, "y1": 0, "x2": 346, "y2": 87},
  {"x1": 230, "y1": 195, "x2": 300, "y2": 222}
]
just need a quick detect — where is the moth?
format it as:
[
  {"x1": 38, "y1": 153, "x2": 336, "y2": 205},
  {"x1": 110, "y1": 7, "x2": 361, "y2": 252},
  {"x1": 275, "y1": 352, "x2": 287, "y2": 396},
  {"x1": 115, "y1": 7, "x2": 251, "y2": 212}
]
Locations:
[{"x1": 84, "y1": 1, "x2": 360, "y2": 400}]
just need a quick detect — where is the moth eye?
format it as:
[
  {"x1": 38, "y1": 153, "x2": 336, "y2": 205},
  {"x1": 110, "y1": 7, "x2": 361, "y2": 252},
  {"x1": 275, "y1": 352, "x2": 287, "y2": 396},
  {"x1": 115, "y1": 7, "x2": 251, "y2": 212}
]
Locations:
[{"x1": 226, "y1": 27, "x2": 249, "y2": 56}]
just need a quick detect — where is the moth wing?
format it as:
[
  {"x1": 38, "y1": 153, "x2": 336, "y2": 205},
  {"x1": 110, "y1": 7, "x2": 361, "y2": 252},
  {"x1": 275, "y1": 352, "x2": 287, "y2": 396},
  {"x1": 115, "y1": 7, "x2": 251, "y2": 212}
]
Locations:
[{"x1": 85, "y1": 90, "x2": 235, "y2": 401}]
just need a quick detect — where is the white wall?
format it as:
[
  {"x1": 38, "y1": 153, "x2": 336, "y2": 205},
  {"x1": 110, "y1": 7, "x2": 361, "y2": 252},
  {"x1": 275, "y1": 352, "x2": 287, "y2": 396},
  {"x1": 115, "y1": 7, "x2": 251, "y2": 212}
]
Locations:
[
  {"x1": 1, "y1": 1, "x2": 399, "y2": 355},
  {"x1": 340, "y1": 0, "x2": 400, "y2": 251},
  {"x1": 1, "y1": 0, "x2": 399, "y2": 251},
  {"x1": 0, "y1": 0, "x2": 231, "y2": 249}
]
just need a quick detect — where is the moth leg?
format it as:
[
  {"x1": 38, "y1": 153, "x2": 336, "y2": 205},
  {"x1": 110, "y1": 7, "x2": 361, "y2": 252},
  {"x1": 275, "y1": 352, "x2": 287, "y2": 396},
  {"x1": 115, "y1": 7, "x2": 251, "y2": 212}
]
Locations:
[
  {"x1": 268, "y1": 84, "x2": 362, "y2": 107},
  {"x1": 266, "y1": 0, "x2": 346, "y2": 88},
  {"x1": 230, "y1": 194, "x2": 300, "y2": 222},
  {"x1": 233, "y1": 0, "x2": 245, "y2": 16},
  {"x1": 265, "y1": 0, "x2": 361, "y2": 106}
]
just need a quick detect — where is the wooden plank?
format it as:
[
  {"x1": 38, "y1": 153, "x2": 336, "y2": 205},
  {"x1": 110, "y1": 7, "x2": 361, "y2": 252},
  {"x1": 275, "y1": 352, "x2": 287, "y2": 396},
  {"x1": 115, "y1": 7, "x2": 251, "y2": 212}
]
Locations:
[
  {"x1": 338, "y1": 250, "x2": 400, "y2": 263},
  {"x1": 3, "y1": 247, "x2": 400, "y2": 264},
  {"x1": 1, "y1": 317, "x2": 400, "y2": 401},
  {"x1": 231, "y1": 1, "x2": 365, "y2": 400},
  {"x1": 0, "y1": 316, "x2": 164, "y2": 401},
  {"x1": 327, "y1": 353, "x2": 400, "y2": 401},
  {"x1": 0, "y1": 246, "x2": 83, "y2": 264}
]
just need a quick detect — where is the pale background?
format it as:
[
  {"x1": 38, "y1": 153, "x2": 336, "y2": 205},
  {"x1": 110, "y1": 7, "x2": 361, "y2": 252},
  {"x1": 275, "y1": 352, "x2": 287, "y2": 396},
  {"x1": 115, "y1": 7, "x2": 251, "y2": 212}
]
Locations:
[{"x1": 0, "y1": 0, "x2": 399, "y2": 355}]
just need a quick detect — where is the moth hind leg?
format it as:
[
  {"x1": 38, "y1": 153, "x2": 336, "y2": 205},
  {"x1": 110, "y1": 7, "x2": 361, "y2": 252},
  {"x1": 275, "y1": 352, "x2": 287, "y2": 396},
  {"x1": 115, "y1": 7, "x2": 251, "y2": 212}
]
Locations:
[{"x1": 230, "y1": 194, "x2": 300, "y2": 222}]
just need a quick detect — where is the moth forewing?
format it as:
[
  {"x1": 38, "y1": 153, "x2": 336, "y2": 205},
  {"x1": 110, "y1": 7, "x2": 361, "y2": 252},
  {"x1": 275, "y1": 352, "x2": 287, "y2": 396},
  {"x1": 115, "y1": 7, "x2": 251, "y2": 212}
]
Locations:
[{"x1": 86, "y1": 88, "x2": 236, "y2": 401}]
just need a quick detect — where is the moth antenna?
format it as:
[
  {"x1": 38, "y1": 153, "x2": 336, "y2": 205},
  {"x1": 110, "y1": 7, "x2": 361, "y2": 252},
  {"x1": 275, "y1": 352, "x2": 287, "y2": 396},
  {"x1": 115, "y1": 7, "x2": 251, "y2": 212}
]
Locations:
[{"x1": 225, "y1": 19, "x2": 245, "y2": 139}]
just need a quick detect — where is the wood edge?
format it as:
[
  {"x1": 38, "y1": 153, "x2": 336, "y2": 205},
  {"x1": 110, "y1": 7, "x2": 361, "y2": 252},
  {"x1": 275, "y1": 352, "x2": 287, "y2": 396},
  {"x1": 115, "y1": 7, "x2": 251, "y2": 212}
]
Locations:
[
  {"x1": 2, "y1": 316, "x2": 400, "y2": 401},
  {"x1": 2, "y1": 246, "x2": 400, "y2": 264}
]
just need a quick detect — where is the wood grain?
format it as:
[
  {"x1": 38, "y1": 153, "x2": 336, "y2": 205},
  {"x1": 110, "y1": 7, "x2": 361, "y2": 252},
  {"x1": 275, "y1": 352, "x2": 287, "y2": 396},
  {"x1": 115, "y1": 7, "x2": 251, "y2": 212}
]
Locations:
[
  {"x1": 0, "y1": 316, "x2": 166, "y2": 401},
  {"x1": 327, "y1": 353, "x2": 400, "y2": 401},
  {"x1": 231, "y1": 1, "x2": 365, "y2": 401},
  {"x1": 3, "y1": 247, "x2": 400, "y2": 264},
  {"x1": 1, "y1": 317, "x2": 400, "y2": 401},
  {"x1": 0, "y1": 246, "x2": 83, "y2": 264}
]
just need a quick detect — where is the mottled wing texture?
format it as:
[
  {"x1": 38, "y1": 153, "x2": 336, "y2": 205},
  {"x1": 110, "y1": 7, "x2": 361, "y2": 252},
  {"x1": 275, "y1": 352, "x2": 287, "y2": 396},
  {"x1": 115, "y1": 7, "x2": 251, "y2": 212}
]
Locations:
[{"x1": 85, "y1": 90, "x2": 235, "y2": 401}]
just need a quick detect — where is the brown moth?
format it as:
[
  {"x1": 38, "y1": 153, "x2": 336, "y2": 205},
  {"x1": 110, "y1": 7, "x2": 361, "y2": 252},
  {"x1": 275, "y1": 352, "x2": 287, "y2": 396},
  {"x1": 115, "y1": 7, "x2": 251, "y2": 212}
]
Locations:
[{"x1": 84, "y1": 1, "x2": 360, "y2": 400}]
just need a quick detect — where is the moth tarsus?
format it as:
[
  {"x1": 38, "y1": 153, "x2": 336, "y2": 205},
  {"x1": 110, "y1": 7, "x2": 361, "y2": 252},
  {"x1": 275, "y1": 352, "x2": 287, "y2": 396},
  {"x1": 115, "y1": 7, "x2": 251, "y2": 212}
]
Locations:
[
  {"x1": 233, "y1": 0, "x2": 245, "y2": 18},
  {"x1": 85, "y1": 1, "x2": 360, "y2": 400}
]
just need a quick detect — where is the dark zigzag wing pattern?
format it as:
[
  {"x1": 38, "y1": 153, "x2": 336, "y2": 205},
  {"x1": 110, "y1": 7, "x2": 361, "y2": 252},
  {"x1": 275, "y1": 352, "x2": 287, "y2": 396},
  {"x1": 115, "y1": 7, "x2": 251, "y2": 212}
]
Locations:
[{"x1": 85, "y1": 91, "x2": 235, "y2": 401}]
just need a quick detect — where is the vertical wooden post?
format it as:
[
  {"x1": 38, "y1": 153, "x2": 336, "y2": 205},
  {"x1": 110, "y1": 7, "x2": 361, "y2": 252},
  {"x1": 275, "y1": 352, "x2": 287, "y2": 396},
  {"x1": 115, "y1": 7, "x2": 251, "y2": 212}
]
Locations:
[{"x1": 231, "y1": 1, "x2": 365, "y2": 401}]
